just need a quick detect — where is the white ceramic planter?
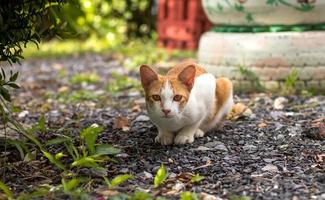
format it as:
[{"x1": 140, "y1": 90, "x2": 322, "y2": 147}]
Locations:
[
  {"x1": 198, "y1": 31, "x2": 325, "y2": 68},
  {"x1": 202, "y1": 0, "x2": 325, "y2": 25},
  {"x1": 198, "y1": 31, "x2": 325, "y2": 91}
]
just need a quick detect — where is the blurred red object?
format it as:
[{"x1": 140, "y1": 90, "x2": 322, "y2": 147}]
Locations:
[{"x1": 157, "y1": 0, "x2": 212, "y2": 50}]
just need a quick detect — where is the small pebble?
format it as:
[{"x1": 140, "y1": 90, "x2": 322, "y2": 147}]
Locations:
[
  {"x1": 18, "y1": 110, "x2": 29, "y2": 118},
  {"x1": 262, "y1": 164, "x2": 279, "y2": 173},
  {"x1": 134, "y1": 115, "x2": 150, "y2": 122},
  {"x1": 143, "y1": 171, "x2": 153, "y2": 179},
  {"x1": 273, "y1": 97, "x2": 288, "y2": 110}
]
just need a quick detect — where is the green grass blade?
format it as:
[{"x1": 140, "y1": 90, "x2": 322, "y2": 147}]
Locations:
[{"x1": 0, "y1": 181, "x2": 13, "y2": 200}]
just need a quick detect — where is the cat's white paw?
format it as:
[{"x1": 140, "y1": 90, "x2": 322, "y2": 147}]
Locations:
[
  {"x1": 174, "y1": 134, "x2": 194, "y2": 145},
  {"x1": 155, "y1": 134, "x2": 174, "y2": 145},
  {"x1": 194, "y1": 129, "x2": 205, "y2": 138}
]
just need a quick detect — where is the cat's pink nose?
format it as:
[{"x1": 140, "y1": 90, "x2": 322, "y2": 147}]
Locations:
[{"x1": 162, "y1": 109, "x2": 171, "y2": 115}]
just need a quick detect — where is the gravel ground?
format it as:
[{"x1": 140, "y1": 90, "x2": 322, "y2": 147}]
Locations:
[{"x1": 1, "y1": 54, "x2": 324, "y2": 200}]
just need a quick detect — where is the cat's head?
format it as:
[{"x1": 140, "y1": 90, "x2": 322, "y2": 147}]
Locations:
[{"x1": 139, "y1": 64, "x2": 196, "y2": 119}]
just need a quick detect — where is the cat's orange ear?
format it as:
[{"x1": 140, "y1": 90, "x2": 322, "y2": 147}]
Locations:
[
  {"x1": 139, "y1": 64, "x2": 158, "y2": 89},
  {"x1": 178, "y1": 65, "x2": 196, "y2": 90}
]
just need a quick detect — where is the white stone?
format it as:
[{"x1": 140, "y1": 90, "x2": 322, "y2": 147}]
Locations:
[
  {"x1": 18, "y1": 110, "x2": 29, "y2": 118},
  {"x1": 199, "y1": 192, "x2": 220, "y2": 200},
  {"x1": 134, "y1": 115, "x2": 150, "y2": 122},
  {"x1": 273, "y1": 97, "x2": 288, "y2": 110},
  {"x1": 261, "y1": 164, "x2": 279, "y2": 173}
]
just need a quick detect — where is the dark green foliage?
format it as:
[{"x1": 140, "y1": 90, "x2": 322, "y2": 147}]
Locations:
[
  {"x1": 59, "y1": 0, "x2": 156, "y2": 40},
  {"x1": 0, "y1": 0, "x2": 67, "y2": 64},
  {"x1": 0, "y1": 0, "x2": 69, "y2": 106}
]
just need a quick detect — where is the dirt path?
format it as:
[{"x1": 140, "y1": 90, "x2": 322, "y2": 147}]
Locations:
[{"x1": 1, "y1": 54, "x2": 324, "y2": 199}]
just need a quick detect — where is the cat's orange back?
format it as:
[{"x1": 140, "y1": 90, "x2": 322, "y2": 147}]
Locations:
[{"x1": 166, "y1": 61, "x2": 206, "y2": 78}]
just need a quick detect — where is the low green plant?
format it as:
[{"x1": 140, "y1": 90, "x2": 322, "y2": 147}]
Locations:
[
  {"x1": 46, "y1": 124, "x2": 120, "y2": 171},
  {"x1": 59, "y1": 89, "x2": 100, "y2": 103},
  {"x1": 300, "y1": 89, "x2": 314, "y2": 97},
  {"x1": 61, "y1": 178, "x2": 87, "y2": 198},
  {"x1": 16, "y1": 180, "x2": 91, "y2": 200},
  {"x1": 229, "y1": 195, "x2": 251, "y2": 200},
  {"x1": 104, "y1": 174, "x2": 133, "y2": 189},
  {"x1": 180, "y1": 191, "x2": 198, "y2": 200},
  {"x1": 106, "y1": 72, "x2": 140, "y2": 94},
  {"x1": 16, "y1": 185, "x2": 51, "y2": 200},
  {"x1": 0, "y1": 70, "x2": 19, "y2": 102},
  {"x1": 23, "y1": 38, "x2": 194, "y2": 66},
  {"x1": 0, "y1": 181, "x2": 13, "y2": 200},
  {"x1": 32, "y1": 115, "x2": 46, "y2": 133},
  {"x1": 0, "y1": 0, "x2": 68, "y2": 163},
  {"x1": 131, "y1": 191, "x2": 153, "y2": 200},
  {"x1": 5, "y1": 139, "x2": 33, "y2": 161},
  {"x1": 154, "y1": 164, "x2": 167, "y2": 188},
  {"x1": 70, "y1": 73, "x2": 100, "y2": 85},
  {"x1": 237, "y1": 65, "x2": 264, "y2": 92},
  {"x1": 281, "y1": 68, "x2": 298, "y2": 95},
  {"x1": 190, "y1": 174, "x2": 205, "y2": 184}
]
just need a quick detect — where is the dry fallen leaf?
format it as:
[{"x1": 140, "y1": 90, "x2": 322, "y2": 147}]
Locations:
[
  {"x1": 113, "y1": 116, "x2": 129, "y2": 131},
  {"x1": 97, "y1": 189, "x2": 119, "y2": 197},
  {"x1": 199, "y1": 192, "x2": 219, "y2": 200},
  {"x1": 232, "y1": 103, "x2": 247, "y2": 113},
  {"x1": 41, "y1": 103, "x2": 52, "y2": 112},
  {"x1": 258, "y1": 121, "x2": 268, "y2": 129},
  {"x1": 132, "y1": 104, "x2": 142, "y2": 112},
  {"x1": 227, "y1": 103, "x2": 250, "y2": 120},
  {"x1": 177, "y1": 172, "x2": 193, "y2": 182},
  {"x1": 172, "y1": 181, "x2": 185, "y2": 193},
  {"x1": 273, "y1": 97, "x2": 288, "y2": 110},
  {"x1": 58, "y1": 86, "x2": 69, "y2": 93},
  {"x1": 261, "y1": 164, "x2": 279, "y2": 173},
  {"x1": 314, "y1": 153, "x2": 325, "y2": 163}
]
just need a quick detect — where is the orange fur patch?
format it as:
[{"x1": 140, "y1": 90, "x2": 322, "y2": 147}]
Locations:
[
  {"x1": 142, "y1": 61, "x2": 207, "y2": 109},
  {"x1": 167, "y1": 61, "x2": 207, "y2": 78},
  {"x1": 214, "y1": 77, "x2": 233, "y2": 118}
]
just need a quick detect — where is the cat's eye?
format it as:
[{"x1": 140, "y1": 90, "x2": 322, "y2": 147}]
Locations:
[
  {"x1": 152, "y1": 95, "x2": 161, "y2": 101},
  {"x1": 173, "y1": 95, "x2": 182, "y2": 102}
]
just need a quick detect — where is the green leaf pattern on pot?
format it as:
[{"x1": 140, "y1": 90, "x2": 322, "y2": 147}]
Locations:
[{"x1": 203, "y1": 0, "x2": 316, "y2": 24}]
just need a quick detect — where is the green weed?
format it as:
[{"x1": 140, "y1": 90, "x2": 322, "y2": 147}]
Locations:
[
  {"x1": 229, "y1": 195, "x2": 251, "y2": 200},
  {"x1": 0, "y1": 181, "x2": 13, "y2": 200},
  {"x1": 104, "y1": 174, "x2": 133, "y2": 189},
  {"x1": 154, "y1": 164, "x2": 167, "y2": 188},
  {"x1": 70, "y1": 73, "x2": 100, "y2": 85},
  {"x1": 5, "y1": 139, "x2": 33, "y2": 161},
  {"x1": 281, "y1": 68, "x2": 298, "y2": 95},
  {"x1": 237, "y1": 65, "x2": 264, "y2": 92},
  {"x1": 61, "y1": 90, "x2": 100, "y2": 103},
  {"x1": 180, "y1": 191, "x2": 198, "y2": 200},
  {"x1": 46, "y1": 124, "x2": 120, "y2": 171},
  {"x1": 106, "y1": 72, "x2": 140, "y2": 94},
  {"x1": 23, "y1": 38, "x2": 194, "y2": 68},
  {"x1": 17, "y1": 185, "x2": 51, "y2": 200},
  {"x1": 190, "y1": 174, "x2": 205, "y2": 184}
]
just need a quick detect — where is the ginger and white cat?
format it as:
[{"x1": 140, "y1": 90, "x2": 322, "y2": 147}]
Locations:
[{"x1": 139, "y1": 61, "x2": 233, "y2": 145}]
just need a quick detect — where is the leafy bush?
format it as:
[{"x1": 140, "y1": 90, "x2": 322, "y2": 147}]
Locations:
[
  {"x1": 58, "y1": 0, "x2": 156, "y2": 44},
  {"x1": 0, "y1": 0, "x2": 67, "y2": 64},
  {"x1": 0, "y1": 0, "x2": 68, "y2": 128}
]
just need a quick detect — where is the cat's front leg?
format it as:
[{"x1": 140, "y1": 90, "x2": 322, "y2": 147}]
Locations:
[
  {"x1": 174, "y1": 124, "x2": 200, "y2": 145},
  {"x1": 155, "y1": 128, "x2": 174, "y2": 145},
  {"x1": 194, "y1": 129, "x2": 205, "y2": 138}
]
